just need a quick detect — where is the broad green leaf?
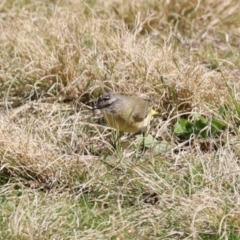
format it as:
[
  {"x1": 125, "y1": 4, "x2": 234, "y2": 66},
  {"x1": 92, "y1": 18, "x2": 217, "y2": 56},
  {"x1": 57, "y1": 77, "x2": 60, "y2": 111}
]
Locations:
[
  {"x1": 136, "y1": 134, "x2": 155, "y2": 148},
  {"x1": 173, "y1": 118, "x2": 189, "y2": 134},
  {"x1": 143, "y1": 134, "x2": 155, "y2": 148},
  {"x1": 153, "y1": 141, "x2": 172, "y2": 153}
]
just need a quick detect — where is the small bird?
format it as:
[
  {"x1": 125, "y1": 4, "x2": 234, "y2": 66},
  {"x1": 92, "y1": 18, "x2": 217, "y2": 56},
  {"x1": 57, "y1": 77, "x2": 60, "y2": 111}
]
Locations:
[{"x1": 92, "y1": 93, "x2": 157, "y2": 133}]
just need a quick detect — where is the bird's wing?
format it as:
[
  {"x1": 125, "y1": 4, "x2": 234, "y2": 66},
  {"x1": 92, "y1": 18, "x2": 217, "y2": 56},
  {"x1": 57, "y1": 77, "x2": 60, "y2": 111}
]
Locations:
[
  {"x1": 116, "y1": 96, "x2": 152, "y2": 123},
  {"x1": 131, "y1": 99, "x2": 151, "y2": 122}
]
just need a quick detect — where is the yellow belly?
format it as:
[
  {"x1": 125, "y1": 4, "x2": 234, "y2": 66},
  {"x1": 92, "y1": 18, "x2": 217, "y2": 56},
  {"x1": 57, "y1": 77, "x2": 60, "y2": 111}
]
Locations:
[{"x1": 103, "y1": 112, "x2": 153, "y2": 133}]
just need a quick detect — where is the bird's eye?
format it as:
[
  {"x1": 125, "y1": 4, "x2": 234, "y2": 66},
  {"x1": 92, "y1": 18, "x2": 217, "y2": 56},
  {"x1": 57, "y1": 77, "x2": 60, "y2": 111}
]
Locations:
[{"x1": 99, "y1": 95, "x2": 110, "y2": 102}]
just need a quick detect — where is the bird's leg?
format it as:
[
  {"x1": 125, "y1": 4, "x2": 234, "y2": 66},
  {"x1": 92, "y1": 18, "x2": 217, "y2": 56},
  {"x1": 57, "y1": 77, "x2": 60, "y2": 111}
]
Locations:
[
  {"x1": 142, "y1": 131, "x2": 146, "y2": 151},
  {"x1": 137, "y1": 130, "x2": 146, "y2": 154}
]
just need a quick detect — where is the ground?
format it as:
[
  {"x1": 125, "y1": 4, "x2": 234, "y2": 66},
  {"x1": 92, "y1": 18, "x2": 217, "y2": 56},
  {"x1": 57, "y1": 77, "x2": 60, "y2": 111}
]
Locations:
[{"x1": 1, "y1": 0, "x2": 240, "y2": 239}]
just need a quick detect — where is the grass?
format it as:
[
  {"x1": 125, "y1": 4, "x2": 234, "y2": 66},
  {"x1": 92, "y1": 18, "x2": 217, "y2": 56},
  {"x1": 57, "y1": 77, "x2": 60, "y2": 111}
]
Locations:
[{"x1": 1, "y1": 0, "x2": 240, "y2": 239}]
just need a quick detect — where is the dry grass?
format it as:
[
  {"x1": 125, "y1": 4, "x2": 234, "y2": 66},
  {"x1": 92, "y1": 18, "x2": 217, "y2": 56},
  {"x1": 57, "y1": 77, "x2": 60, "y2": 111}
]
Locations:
[{"x1": 1, "y1": 0, "x2": 240, "y2": 239}]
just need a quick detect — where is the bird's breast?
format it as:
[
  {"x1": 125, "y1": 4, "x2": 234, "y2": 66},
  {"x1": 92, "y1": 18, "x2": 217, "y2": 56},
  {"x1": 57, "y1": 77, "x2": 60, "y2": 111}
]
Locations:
[{"x1": 103, "y1": 112, "x2": 152, "y2": 133}]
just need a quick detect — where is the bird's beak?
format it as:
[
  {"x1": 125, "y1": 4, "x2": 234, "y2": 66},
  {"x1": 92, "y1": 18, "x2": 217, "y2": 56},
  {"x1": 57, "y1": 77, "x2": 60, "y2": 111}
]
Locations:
[{"x1": 92, "y1": 104, "x2": 107, "y2": 110}]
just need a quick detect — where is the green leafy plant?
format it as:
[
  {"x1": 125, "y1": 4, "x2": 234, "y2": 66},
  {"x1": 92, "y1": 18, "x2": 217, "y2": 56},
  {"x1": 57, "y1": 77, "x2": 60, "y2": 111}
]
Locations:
[{"x1": 173, "y1": 113, "x2": 226, "y2": 139}]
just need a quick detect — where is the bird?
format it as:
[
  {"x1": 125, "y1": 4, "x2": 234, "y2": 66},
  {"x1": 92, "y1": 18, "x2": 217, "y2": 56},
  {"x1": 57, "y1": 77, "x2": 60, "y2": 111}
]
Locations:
[{"x1": 92, "y1": 92, "x2": 157, "y2": 134}]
